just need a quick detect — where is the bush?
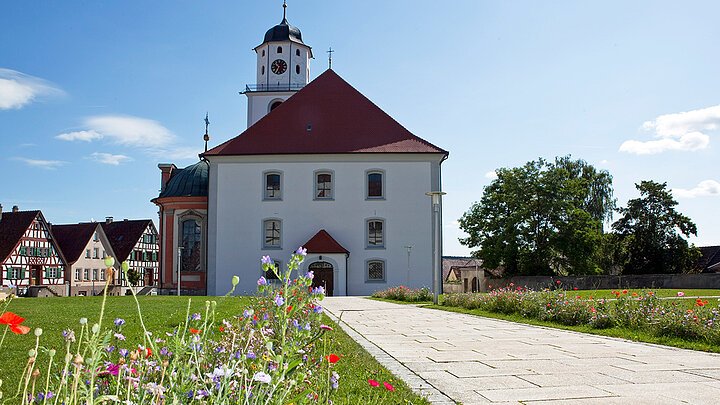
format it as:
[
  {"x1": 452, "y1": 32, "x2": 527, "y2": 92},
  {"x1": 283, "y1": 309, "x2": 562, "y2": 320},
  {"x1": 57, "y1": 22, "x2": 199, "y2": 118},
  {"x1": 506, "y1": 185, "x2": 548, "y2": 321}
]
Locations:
[{"x1": 372, "y1": 286, "x2": 432, "y2": 302}]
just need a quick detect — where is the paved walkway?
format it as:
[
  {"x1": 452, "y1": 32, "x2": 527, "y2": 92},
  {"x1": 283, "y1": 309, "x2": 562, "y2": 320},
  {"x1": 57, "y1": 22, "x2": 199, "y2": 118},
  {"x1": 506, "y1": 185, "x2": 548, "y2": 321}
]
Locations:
[{"x1": 323, "y1": 297, "x2": 720, "y2": 404}]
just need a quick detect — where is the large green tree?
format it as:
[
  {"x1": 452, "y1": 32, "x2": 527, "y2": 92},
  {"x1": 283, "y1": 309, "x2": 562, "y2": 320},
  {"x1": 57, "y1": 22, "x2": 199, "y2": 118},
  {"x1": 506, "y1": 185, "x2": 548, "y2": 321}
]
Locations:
[
  {"x1": 612, "y1": 180, "x2": 700, "y2": 274},
  {"x1": 459, "y1": 156, "x2": 615, "y2": 276}
]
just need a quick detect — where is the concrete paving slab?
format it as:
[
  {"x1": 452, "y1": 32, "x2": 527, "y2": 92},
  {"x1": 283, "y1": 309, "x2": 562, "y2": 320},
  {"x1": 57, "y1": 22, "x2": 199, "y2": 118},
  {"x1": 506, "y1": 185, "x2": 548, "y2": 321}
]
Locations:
[{"x1": 322, "y1": 297, "x2": 720, "y2": 404}]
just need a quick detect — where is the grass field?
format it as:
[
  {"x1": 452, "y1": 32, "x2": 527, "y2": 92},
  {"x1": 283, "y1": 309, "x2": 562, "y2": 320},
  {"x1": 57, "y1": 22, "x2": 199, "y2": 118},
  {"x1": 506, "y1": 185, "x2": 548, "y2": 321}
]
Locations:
[{"x1": 0, "y1": 295, "x2": 429, "y2": 404}]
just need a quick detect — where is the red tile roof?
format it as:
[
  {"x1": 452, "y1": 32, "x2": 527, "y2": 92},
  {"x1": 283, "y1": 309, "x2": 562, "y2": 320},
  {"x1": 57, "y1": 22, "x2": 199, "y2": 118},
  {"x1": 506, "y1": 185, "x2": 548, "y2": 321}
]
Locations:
[
  {"x1": 0, "y1": 211, "x2": 40, "y2": 262},
  {"x1": 302, "y1": 229, "x2": 349, "y2": 254},
  {"x1": 204, "y1": 69, "x2": 448, "y2": 156},
  {"x1": 51, "y1": 223, "x2": 99, "y2": 265},
  {"x1": 101, "y1": 220, "x2": 153, "y2": 261}
]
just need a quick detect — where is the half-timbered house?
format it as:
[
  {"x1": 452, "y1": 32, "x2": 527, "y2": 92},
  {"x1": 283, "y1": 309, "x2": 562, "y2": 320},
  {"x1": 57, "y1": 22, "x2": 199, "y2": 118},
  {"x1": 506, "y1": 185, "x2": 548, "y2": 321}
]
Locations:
[
  {"x1": 101, "y1": 218, "x2": 159, "y2": 293},
  {"x1": 0, "y1": 206, "x2": 67, "y2": 296}
]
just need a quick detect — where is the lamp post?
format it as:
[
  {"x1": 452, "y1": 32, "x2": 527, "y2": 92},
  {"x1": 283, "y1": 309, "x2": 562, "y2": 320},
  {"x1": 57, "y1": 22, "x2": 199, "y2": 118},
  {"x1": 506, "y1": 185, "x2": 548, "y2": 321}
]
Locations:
[
  {"x1": 177, "y1": 246, "x2": 184, "y2": 296},
  {"x1": 426, "y1": 191, "x2": 446, "y2": 305},
  {"x1": 403, "y1": 245, "x2": 413, "y2": 285}
]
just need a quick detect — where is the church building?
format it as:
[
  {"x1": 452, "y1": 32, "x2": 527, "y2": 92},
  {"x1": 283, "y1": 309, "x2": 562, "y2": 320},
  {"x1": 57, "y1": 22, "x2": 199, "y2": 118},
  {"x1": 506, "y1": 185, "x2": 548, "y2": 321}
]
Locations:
[{"x1": 154, "y1": 4, "x2": 448, "y2": 296}]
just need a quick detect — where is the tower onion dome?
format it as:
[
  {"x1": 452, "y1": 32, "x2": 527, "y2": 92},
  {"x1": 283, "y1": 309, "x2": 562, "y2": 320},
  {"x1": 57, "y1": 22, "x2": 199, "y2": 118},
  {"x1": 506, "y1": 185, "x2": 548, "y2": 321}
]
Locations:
[
  {"x1": 263, "y1": 17, "x2": 305, "y2": 45},
  {"x1": 158, "y1": 161, "x2": 209, "y2": 198}
]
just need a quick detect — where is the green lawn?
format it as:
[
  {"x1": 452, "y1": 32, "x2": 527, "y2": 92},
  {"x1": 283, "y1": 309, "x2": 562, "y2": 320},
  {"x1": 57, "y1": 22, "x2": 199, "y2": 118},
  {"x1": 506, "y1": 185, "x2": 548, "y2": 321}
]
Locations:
[{"x1": 0, "y1": 295, "x2": 428, "y2": 404}]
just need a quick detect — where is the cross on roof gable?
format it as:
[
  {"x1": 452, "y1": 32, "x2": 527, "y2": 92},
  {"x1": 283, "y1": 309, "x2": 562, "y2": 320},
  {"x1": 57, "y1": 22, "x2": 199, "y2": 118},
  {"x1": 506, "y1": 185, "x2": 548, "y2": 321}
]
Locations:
[{"x1": 203, "y1": 69, "x2": 448, "y2": 157}]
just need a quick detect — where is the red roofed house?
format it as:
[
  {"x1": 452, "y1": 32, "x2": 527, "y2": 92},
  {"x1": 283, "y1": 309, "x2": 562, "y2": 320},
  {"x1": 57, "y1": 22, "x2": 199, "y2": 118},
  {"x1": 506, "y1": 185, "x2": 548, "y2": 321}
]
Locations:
[
  {"x1": 0, "y1": 205, "x2": 67, "y2": 296},
  {"x1": 101, "y1": 217, "x2": 159, "y2": 293},
  {"x1": 154, "y1": 5, "x2": 447, "y2": 296}
]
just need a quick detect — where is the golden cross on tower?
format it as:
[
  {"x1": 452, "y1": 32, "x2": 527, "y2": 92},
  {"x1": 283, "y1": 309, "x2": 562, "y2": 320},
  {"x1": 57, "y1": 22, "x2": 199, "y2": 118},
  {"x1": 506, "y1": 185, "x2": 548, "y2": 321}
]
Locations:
[{"x1": 203, "y1": 112, "x2": 210, "y2": 153}]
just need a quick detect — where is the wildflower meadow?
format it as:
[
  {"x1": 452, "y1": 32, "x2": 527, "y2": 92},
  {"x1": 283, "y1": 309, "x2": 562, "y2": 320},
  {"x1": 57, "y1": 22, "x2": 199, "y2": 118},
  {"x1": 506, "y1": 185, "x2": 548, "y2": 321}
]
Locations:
[{"x1": 0, "y1": 250, "x2": 426, "y2": 404}]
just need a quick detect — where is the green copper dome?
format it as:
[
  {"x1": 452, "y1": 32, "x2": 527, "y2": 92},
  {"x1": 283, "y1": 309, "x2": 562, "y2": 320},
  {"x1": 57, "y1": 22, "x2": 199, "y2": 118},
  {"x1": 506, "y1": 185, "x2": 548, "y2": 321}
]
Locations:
[{"x1": 159, "y1": 161, "x2": 209, "y2": 198}]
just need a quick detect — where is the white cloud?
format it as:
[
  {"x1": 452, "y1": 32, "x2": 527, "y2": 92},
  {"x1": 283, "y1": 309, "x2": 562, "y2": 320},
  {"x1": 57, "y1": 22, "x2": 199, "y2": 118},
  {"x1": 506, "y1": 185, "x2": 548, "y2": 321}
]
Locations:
[
  {"x1": 620, "y1": 105, "x2": 720, "y2": 155},
  {"x1": 673, "y1": 180, "x2": 720, "y2": 198},
  {"x1": 56, "y1": 115, "x2": 174, "y2": 148},
  {"x1": 485, "y1": 171, "x2": 498, "y2": 180},
  {"x1": 15, "y1": 157, "x2": 67, "y2": 170},
  {"x1": 0, "y1": 68, "x2": 63, "y2": 110},
  {"x1": 90, "y1": 152, "x2": 132, "y2": 165},
  {"x1": 56, "y1": 130, "x2": 103, "y2": 142},
  {"x1": 147, "y1": 146, "x2": 201, "y2": 161}
]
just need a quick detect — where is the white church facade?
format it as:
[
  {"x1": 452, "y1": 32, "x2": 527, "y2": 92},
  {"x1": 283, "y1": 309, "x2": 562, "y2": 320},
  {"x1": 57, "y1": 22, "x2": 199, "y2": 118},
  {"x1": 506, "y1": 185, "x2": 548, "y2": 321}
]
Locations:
[{"x1": 154, "y1": 5, "x2": 448, "y2": 296}]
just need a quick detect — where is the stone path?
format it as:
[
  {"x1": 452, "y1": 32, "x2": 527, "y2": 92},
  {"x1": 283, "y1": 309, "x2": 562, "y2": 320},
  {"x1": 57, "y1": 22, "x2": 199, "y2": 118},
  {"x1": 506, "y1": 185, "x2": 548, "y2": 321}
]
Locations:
[{"x1": 322, "y1": 297, "x2": 720, "y2": 404}]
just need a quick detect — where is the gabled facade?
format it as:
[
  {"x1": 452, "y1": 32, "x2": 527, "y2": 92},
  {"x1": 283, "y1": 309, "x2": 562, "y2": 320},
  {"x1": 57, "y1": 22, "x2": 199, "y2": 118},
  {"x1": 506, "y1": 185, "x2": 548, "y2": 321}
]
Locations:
[
  {"x1": 52, "y1": 222, "x2": 119, "y2": 296},
  {"x1": 101, "y1": 218, "x2": 159, "y2": 290},
  {"x1": 0, "y1": 206, "x2": 67, "y2": 294}
]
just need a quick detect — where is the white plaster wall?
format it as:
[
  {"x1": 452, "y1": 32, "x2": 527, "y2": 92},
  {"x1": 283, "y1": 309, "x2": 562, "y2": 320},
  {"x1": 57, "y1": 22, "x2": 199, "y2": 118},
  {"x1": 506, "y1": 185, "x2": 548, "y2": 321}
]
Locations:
[
  {"x1": 255, "y1": 42, "x2": 310, "y2": 88},
  {"x1": 207, "y1": 155, "x2": 443, "y2": 296},
  {"x1": 246, "y1": 91, "x2": 295, "y2": 128},
  {"x1": 71, "y1": 235, "x2": 115, "y2": 286}
]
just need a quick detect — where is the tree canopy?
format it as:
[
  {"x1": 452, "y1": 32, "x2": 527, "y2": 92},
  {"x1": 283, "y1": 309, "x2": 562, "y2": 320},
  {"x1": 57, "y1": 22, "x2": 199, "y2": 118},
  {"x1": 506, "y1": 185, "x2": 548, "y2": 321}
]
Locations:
[
  {"x1": 459, "y1": 156, "x2": 615, "y2": 276},
  {"x1": 612, "y1": 180, "x2": 700, "y2": 274}
]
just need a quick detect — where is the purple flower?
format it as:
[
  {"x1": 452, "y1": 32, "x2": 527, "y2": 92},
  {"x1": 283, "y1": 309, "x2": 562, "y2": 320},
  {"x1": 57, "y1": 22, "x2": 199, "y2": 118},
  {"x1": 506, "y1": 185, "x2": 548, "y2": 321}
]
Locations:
[
  {"x1": 312, "y1": 286, "x2": 325, "y2": 295},
  {"x1": 243, "y1": 309, "x2": 254, "y2": 318},
  {"x1": 114, "y1": 318, "x2": 125, "y2": 327},
  {"x1": 305, "y1": 271, "x2": 314, "y2": 279},
  {"x1": 261, "y1": 256, "x2": 273, "y2": 265},
  {"x1": 292, "y1": 319, "x2": 300, "y2": 329},
  {"x1": 246, "y1": 351, "x2": 256, "y2": 360},
  {"x1": 119, "y1": 348, "x2": 129, "y2": 357},
  {"x1": 114, "y1": 333, "x2": 125, "y2": 341},
  {"x1": 257, "y1": 276, "x2": 267, "y2": 286},
  {"x1": 295, "y1": 247, "x2": 308, "y2": 256},
  {"x1": 274, "y1": 294, "x2": 285, "y2": 307},
  {"x1": 313, "y1": 305, "x2": 324, "y2": 314},
  {"x1": 253, "y1": 371, "x2": 272, "y2": 384},
  {"x1": 190, "y1": 313, "x2": 201, "y2": 321},
  {"x1": 330, "y1": 371, "x2": 340, "y2": 389}
]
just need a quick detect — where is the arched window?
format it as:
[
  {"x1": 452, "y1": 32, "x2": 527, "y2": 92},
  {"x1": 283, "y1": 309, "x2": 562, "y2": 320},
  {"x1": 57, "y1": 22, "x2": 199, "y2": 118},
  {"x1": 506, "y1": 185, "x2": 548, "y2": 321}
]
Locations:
[
  {"x1": 263, "y1": 219, "x2": 282, "y2": 249},
  {"x1": 264, "y1": 172, "x2": 282, "y2": 199},
  {"x1": 181, "y1": 219, "x2": 202, "y2": 272},
  {"x1": 277, "y1": 46, "x2": 282, "y2": 54},
  {"x1": 315, "y1": 171, "x2": 333, "y2": 199},
  {"x1": 262, "y1": 49, "x2": 265, "y2": 57},
  {"x1": 270, "y1": 101, "x2": 282, "y2": 111},
  {"x1": 367, "y1": 170, "x2": 384, "y2": 198},
  {"x1": 295, "y1": 49, "x2": 300, "y2": 56},
  {"x1": 367, "y1": 219, "x2": 385, "y2": 248},
  {"x1": 296, "y1": 64, "x2": 300, "y2": 74},
  {"x1": 261, "y1": 65, "x2": 265, "y2": 75}
]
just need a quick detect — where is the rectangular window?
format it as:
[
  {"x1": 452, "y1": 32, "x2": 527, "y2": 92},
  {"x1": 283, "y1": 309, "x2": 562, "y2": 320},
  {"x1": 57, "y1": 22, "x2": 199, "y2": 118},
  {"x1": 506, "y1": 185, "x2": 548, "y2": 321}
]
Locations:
[
  {"x1": 18, "y1": 246, "x2": 27, "y2": 256},
  {"x1": 315, "y1": 172, "x2": 333, "y2": 199},
  {"x1": 367, "y1": 260, "x2": 385, "y2": 281},
  {"x1": 75, "y1": 268, "x2": 81, "y2": 281},
  {"x1": 83, "y1": 269, "x2": 90, "y2": 281},
  {"x1": 265, "y1": 173, "x2": 282, "y2": 199},
  {"x1": 100, "y1": 268, "x2": 106, "y2": 281},
  {"x1": 367, "y1": 172, "x2": 384, "y2": 198},
  {"x1": 152, "y1": 252, "x2": 158, "y2": 262},
  {"x1": 93, "y1": 269, "x2": 98, "y2": 281},
  {"x1": 367, "y1": 220, "x2": 384, "y2": 248},
  {"x1": 8, "y1": 267, "x2": 21, "y2": 279},
  {"x1": 86, "y1": 249, "x2": 91, "y2": 259},
  {"x1": 263, "y1": 219, "x2": 281, "y2": 248}
]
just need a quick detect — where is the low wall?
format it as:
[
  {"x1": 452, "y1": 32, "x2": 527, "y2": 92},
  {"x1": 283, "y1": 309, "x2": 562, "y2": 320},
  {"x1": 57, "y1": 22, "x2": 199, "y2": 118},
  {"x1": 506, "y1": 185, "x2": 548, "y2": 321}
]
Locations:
[
  {"x1": 443, "y1": 283, "x2": 463, "y2": 294},
  {"x1": 484, "y1": 273, "x2": 720, "y2": 291}
]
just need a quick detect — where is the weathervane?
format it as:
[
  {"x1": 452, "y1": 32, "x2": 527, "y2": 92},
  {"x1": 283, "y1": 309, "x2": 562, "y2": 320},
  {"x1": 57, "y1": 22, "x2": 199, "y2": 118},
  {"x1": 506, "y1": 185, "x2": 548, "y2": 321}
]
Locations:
[
  {"x1": 203, "y1": 112, "x2": 210, "y2": 153},
  {"x1": 327, "y1": 47, "x2": 334, "y2": 69}
]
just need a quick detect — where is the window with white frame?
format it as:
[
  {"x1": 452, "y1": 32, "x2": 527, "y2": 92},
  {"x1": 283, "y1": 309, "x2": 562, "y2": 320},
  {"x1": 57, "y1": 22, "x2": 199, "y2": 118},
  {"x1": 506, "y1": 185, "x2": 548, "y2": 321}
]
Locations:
[
  {"x1": 367, "y1": 170, "x2": 384, "y2": 199},
  {"x1": 75, "y1": 268, "x2": 81, "y2": 281},
  {"x1": 100, "y1": 268, "x2": 106, "y2": 281},
  {"x1": 8, "y1": 267, "x2": 21, "y2": 279},
  {"x1": 315, "y1": 171, "x2": 333, "y2": 199},
  {"x1": 367, "y1": 219, "x2": 385, "y2": 248},
  {"x1": 93, "y1": 232, "x2": 99, "y2": 242},
  {"x1": 367, "y1": 260, "x2": 385, "y2": 281},
  {"x1": 264, "y1": 172, "x2": 282, "y2": 200},
  {"x1": 93, "y1": 269, "x2": 98, "y2": 281},
  {"x1": 93, "y1": 248, "x2": 99, "y2": 259},
  {"x1": 85, "y1": 249, "x2": 91, "y2": 258},
  {"x1": 83, "y1": 269, "x2": 90, "y2": 281},
  {"x1": 263, "y1": 219, "x2": 281, "y2": 248}
]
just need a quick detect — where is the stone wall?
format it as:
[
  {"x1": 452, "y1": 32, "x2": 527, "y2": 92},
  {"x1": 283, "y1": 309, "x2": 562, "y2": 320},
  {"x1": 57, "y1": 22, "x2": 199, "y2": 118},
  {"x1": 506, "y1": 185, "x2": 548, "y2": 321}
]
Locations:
[{"x1": 484, "y1": 273, "x2": 720, "y2": 291}]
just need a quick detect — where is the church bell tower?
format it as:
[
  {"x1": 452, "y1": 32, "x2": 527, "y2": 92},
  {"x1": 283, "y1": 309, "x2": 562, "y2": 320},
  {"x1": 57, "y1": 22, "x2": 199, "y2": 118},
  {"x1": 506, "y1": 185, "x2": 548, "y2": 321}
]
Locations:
[{"x1": 244, "y1": 1, "x2": 313, "y2": 128}]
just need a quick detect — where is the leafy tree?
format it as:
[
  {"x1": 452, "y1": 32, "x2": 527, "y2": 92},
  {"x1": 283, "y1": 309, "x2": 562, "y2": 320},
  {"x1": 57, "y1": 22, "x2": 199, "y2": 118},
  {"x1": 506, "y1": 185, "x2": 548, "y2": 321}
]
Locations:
[
  {"x1": 126, "y1": 268, "x2": 141, "y2": 286},
  {"x1": 459, "y1": 156, "x2": 615, "y2": 276},
  {"x1": 612, "y1": 180, "x2": 700, "y2": 274}
]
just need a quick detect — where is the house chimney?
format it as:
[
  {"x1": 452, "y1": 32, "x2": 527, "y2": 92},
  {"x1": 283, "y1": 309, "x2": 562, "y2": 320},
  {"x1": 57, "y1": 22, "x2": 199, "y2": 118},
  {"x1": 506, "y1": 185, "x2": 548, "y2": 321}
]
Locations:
[
  {"x1": 158, "y1": 163, "x2": 177, "y2": 193},
  {"x1": 105, "y1": 216, "x2": 114, "y2": 224},
  {"x1": 12, "y1": 205, "x2": 19, "y2": 213}
]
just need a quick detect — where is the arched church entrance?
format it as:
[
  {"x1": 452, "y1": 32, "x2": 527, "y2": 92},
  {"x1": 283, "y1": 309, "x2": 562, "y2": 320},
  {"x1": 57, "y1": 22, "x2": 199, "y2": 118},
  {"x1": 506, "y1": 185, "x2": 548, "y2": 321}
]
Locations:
[{"x1": 309, "y1": 261, "x2": 334, "y2": 296}]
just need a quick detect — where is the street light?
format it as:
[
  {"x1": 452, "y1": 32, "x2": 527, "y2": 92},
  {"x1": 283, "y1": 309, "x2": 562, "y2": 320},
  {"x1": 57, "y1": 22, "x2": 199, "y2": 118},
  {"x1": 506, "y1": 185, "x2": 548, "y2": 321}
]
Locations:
[
  {"x1": 177, "y1": 246, "x2": 184, "y2": 296},
  {"x1": 403, "y1": 245, "x2": 413, "y2": 285},
  {"x1": 426, "y1": 191, "x2": 446, "y2": 305}
]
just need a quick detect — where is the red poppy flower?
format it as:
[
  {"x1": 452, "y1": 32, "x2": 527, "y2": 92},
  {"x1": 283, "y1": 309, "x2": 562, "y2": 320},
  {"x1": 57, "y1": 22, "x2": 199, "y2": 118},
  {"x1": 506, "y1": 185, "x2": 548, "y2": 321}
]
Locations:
[
  {"x1": 145, "y1": 347, "x2": 152, "y2": 358},
  {"x1": 219, "y1": 326, "x2": 225, "y2": 332},
  {"x1": 368, "y1": 379, "x2": 379, "y2": 387},
  {"x1": 0, "y1": 312, "x2": 30, "y2": 335},
  {"x1": 325, "y1": 354, "x2": 340, "y2": 364},
  {"x1": 286, "y1": 305, "x2": 293, "y2": 312},
  {"x1": 383, "y1": 381, "x2": 395, "y2": 391},
  {"x1": 622, "y1": 290, "x2": 628, "y2": 295},
  {"x1": 190, "y1": 328, "x2": 202, "y2": 334},
  {"x1": 11, "y1": 324, "x2": 31, "y2": 335}
]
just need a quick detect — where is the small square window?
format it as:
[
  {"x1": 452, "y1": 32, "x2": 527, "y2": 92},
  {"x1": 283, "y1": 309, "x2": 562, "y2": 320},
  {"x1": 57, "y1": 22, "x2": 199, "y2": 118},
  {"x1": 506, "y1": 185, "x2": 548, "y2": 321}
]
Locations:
[{"x1": 367, "y1": 261, "x2": 385, "y2": 281}]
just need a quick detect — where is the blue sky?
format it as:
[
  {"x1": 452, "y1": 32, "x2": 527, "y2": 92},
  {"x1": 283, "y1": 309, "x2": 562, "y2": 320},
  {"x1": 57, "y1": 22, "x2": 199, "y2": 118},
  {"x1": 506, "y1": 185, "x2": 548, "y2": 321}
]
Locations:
[{"x1": 1, "y1": 1, "x2": 719, "y2": 256}]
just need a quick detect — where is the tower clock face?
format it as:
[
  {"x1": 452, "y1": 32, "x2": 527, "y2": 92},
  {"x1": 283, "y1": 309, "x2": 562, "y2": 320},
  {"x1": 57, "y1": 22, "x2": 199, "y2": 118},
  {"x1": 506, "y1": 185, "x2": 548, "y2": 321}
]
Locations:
[{"x1": 271, "y1": 59, "x2": 287, "y2": 74}]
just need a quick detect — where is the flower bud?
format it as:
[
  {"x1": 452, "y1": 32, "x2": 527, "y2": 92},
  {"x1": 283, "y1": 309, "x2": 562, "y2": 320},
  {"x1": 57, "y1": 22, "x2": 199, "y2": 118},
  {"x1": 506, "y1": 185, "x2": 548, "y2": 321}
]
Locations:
[
  {"x1": 48, "y1": 349, "x2": 56, "y2": 358},
  {"x1": 79, "y1": 318, "x2": 88, "y2": 325},
  {"x1": 34, "y1": 328, "x2": 43, "y2": 337},
  {"x1": 231, "y1": 275, "x2": 239, "y2": 287},
  {"x1": 92, "y1": 323, "x2": 100, "y2": 334},
  {"x1": 73, "y1": 354, "x2": 84, "y2": 365},
  {"x1": 31, "y1": 369, "x2": 40, "y2": 379},
  {"x1": 28, "y1": 349, "x2": 36, "y2": 358},
  {"x1": 121, "y1": 261, "x2": 130, "y2": 272},
  {"x1": 104, "y1": 256, "x2": 115, "y2": 268}
]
